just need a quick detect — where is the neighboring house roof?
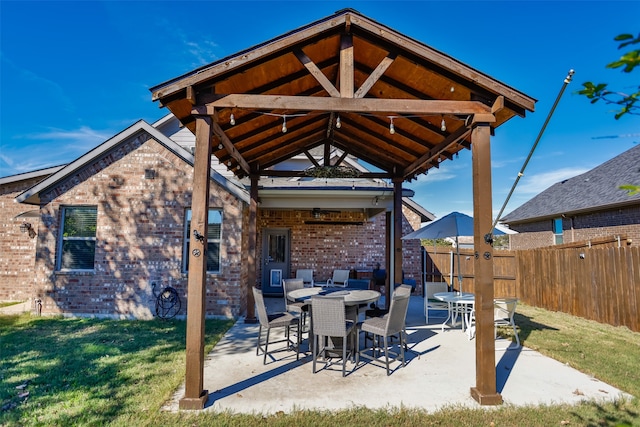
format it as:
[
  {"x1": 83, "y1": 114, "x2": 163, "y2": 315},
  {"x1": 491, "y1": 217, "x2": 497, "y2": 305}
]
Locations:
[
  {"x1": 15, "y1": 119, "x2": 249, "y2": 205},
  {"x1": 502, "y1": 144, "x2": 640, "y2": 224}
]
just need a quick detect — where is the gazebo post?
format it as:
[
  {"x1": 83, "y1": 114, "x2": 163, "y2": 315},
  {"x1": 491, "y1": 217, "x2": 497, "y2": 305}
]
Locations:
[
  {"x1": 179, "y1": 114, "x2": 212, "y2": 410},
  {"x1": 469, "y1": 120, "x2": 502, "y2": 405},
  {"x1": 392, "y1": 178, "x2": 404, "y2": 299},
  {"x1": 245, "y1": 173, "x2": 258, "y2": 323}
]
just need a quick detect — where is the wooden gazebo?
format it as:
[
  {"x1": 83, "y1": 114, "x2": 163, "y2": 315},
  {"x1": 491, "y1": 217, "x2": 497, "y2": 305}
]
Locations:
[{"x1": 150, "y1": 9, "x2": 535, "y2": 409}]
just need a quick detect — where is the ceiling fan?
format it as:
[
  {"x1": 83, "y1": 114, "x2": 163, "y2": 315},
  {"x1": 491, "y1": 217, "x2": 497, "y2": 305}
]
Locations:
[{"x1": 311, "y1": 207, "x2": 340, "y2": 219}]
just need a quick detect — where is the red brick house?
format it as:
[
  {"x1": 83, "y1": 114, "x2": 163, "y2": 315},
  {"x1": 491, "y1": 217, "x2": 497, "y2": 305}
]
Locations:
[
  {"x1": 502, "y1": 143, "x2": 640, "y2": 249},
  {"x1": 0, "y1": 114, "x2": 432, "y2": 318}
]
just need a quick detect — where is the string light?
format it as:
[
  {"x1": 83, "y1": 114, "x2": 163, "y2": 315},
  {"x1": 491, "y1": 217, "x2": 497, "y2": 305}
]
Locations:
[
  {"x1": 229, "y1": 113, "x2": 235, "y2": 126},
  {"x1": 282, "y1": 116, "x2": 287, "y2": 133},
  {"x1": 218, "y1": 143, "x2": 223, "y2": 150},
  {"x1": 335, "y1": 115, "x2": 341, "y2": 129},
  {"x1": 441, "y1": 117, "x2": 447, "y2": 132},
  {"x1": 389, "y1": 117, "x2": 395, "y2": 135}
]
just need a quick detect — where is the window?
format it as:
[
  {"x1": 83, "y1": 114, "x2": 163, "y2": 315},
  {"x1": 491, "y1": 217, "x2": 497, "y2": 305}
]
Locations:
[
  {"x1": 184, "y1": 209, "x2": 222, "y2": 273},
  {"x1": 553, "y1": 217, "x2": 563, "y2": 245},
  {"x1": 57, "y1": 206, "x2": 97, "y2": 270}
]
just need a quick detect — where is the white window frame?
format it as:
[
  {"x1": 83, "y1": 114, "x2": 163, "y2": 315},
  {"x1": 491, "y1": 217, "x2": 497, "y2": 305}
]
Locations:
[
  {"x1": 56, "y1": 206, "x2": 97, "y2": 271},
  {"x1": 183, "y1": 209, "x2": 223, "y2": 274}
]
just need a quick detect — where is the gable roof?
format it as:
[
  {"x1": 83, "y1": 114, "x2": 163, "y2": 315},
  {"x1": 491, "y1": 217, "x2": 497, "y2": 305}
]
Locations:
[
  {"x1": 15, "y1": 120, "x2": 249, "y2": 205},
  {"x1": 502, "y1": 144, "x2": 640, "y2": 224},
  {"x1": 150, "y1": 9, "x2": 535, "y2": 182}
]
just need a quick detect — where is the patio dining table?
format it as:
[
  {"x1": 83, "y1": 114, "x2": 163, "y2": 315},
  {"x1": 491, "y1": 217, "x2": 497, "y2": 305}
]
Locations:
[
  {"x1": 287, "y1": 287, "x2": 381, "y2": 356},
  {"x1": 433, "y1": 291, "x2": 475, "y2": 338},
  {"x1": 287, "y1": 287, "x2": 381, "y2": 307}
]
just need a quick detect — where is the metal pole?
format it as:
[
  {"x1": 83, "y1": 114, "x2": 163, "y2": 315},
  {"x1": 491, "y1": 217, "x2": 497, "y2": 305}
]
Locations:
[{"x1": 490, "y1": 69, "x2": 575, "y2": 235}]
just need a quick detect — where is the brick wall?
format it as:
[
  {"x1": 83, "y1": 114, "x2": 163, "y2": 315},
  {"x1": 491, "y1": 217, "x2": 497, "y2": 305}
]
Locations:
[
  {"x1": 256, "y1": 204, "x2": 424, "y2": 293},
  {"x1": 31, "y1": 133, "x2": 246, "y2": 319},
  {"x1": 0, "y1": 176, "x2": 42, "y2": 302},
  {"x1": 509, "y1": 205, "x2": 640, "y2": 249}
]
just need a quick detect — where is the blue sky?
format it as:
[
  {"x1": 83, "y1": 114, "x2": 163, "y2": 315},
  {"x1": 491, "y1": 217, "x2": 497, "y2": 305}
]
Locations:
[{"x1": 1, "y1": 1, "x2": 638, "y2": 220}]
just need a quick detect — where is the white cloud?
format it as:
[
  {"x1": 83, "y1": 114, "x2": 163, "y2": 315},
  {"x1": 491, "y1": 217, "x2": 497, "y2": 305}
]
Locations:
[
  {"x1": 415, "y1": 165, "x2": 457, "y2": 183},
  {"x1": 21, "y1": 126, "x2": 111, "y2": 145},
  {"x1": 517, "y1": 167, "x2": 589, "y2": 195}
]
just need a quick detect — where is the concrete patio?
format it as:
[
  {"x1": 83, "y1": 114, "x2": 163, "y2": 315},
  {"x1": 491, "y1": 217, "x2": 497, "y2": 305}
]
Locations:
[{"x1": 164, "y1": 294, "x2": 629, "y2": 415}]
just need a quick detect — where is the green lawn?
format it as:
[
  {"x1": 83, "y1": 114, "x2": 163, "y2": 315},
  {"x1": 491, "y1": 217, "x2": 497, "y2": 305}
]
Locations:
[{"x1": 1, "y1": 304, "x2": 638, "y2": 427}]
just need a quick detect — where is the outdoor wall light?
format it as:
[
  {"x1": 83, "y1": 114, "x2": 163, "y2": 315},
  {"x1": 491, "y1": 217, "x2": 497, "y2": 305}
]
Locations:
[{"x1": 19, "y1": 222, "x2": 36, "y2": 238}]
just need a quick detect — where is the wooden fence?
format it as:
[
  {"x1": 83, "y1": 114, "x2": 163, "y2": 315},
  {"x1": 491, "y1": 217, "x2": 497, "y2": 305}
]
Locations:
[{"x1": 423, "y1": 245, "x2": 640, "y2": 332}]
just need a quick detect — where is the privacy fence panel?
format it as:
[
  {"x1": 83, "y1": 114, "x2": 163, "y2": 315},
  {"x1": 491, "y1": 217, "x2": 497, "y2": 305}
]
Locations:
[
  {"x1": 423, "y1": 245, "x2": 639, "y2": 332},
  {"x1": 516, "y1": 246, "x2": 639, "y2": 332}
]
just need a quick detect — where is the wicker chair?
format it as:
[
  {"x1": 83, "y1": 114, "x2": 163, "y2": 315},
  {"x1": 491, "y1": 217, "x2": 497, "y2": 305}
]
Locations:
[
  {"x1": 282, "y1": 278, "x2": 308, "y2": 331},
  {"x1": 310, "y1": 296, "x2": 356, "y2": 376},
  {"x1": 357, "y1": 288, "x2": 411, "y2": 375},
  {"x1": 252, "y1": 287, "x2": 300, "y2": 364},
  {"x1": 295, "y1": 269, "x2": 315, "y2": 287},
  {"x1": 326, "y1": 269, "x2": 350, "y2": 287}
]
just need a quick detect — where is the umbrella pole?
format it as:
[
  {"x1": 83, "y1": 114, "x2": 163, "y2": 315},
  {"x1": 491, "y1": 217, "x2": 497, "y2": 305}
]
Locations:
[
  {"x1": 449, "y1": 250, "x2": 454, "y2": 292},
  {"x1": 456, "y1": 236, "x2": 462, "y2": 294}
]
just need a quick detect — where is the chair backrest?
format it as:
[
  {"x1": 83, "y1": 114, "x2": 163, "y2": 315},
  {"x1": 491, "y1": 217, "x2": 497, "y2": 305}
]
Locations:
[
  {"x1": 311, "y1": 296, "x2": 347, "y2": 337},
  {"x1": 394, "y1": 284, "x2": 413, "y2": 297},
  {"x1": 330, "y1": 269, "x2": 351, "y2": 287},
  {"x1": 252, "y1": 287, "x2": 270, "y2": 327},
  {"x1": 494, "y1": 297, "x2": 518, "y2": 322},
  {"x1": 295, "y1": 269, "x2": 314, "y2": 287},
  {"x1": 424, "y1": 282, "x2": 448, "y2": 299},
  {"x1": 282, "y1": 278, "x2": 304, "y2": 309},
  {"x1": 384, "y1": 291, "x2": 411, "y2": 336}
]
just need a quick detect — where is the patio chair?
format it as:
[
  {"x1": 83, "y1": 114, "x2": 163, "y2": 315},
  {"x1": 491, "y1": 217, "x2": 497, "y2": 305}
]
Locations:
[
  {"x1": 423, "y1": 281, "x2": 449, "y2": 323},
  {"x1": 282, "y1": 278, "x2": 308, "y2": 331},
  {"x1": 357, "y1": 287, "x2": 411, "y2": 375},
  {"x1": 493, "y1": 297, "x2": 520, "y2": 349},
  {"x1": 252, "y1": 287, "x2": 301, "y2": 364},
  {"x1": 295, "y1": 269, "x2": 315, "y2": 287},
  {"x1": 311, "y1": 296, "x2": 356, "y2": 377},
  {"x1": 467, "y1": 297, "x2": 520, "y2": 349},
  {"x1": 364, "y1": 284, "x2": 411, "y2": 346},
  {"x1": 326, "y1": 269, "x2": 350, "y2": 287}
]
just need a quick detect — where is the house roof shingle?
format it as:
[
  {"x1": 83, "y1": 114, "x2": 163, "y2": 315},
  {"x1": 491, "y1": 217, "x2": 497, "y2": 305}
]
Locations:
[{"x1": 502, "y1": 144, "x2": 640, "y2": 224}]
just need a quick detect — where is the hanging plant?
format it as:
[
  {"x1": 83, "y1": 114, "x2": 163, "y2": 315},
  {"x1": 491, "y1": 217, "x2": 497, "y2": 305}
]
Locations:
[{"x1": 304, "y1": 165, "x2": 362, "y2": 178}]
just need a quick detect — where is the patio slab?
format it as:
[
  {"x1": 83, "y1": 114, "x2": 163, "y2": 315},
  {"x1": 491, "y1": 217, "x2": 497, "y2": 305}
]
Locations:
[{"x1": 164, "y1": 295, "x2": 629, "y2": 415}]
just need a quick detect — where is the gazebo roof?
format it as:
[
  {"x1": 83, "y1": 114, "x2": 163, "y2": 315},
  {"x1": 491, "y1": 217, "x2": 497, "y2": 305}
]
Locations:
[{"x1": 150, "y1": 8, "x2": 535, "y2": 181}]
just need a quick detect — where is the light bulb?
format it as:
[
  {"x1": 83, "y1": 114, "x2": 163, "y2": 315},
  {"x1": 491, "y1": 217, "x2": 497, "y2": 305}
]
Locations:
[
  {"x1": 441, "y1": 118, "x2": 447, "y2": 132},
  {"x1": 282, "y1": 116, "x2": 287, "y2": 133},
  {"x1": 389, "y1": 118, "x2": 395, "y2": 135},
  {"x1": 336, "y1": 115, "x2": 341, "y2": 129},
  {"x1": 230, "y1": 113, "x2": 235, "y2": 126},
  {"x1": 218, "y1": 143, "x2": 223, "y2": 150}
]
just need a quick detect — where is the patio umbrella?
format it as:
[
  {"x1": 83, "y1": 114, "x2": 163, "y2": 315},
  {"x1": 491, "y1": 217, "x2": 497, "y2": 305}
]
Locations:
[{"x1": 402, "y1": 212, "x2": 503, "y2": 293}]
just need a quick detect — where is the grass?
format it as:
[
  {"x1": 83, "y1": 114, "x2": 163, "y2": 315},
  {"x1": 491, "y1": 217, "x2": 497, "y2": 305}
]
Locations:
[
  {"x1": 1, "y1": 305, "x2": 638, "y2": 427},
  {"x1": 0, "y1": 302, "x2": 24, "y2": 309}
]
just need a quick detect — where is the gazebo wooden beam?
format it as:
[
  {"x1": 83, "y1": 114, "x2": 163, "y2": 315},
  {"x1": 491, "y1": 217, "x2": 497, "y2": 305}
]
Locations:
[
  {"x1": 211, "y1": 112, "x2": 250, "y2": 176},
  {"x1": 192, "y1": 95, "x2": 491, "y2": 115}
]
